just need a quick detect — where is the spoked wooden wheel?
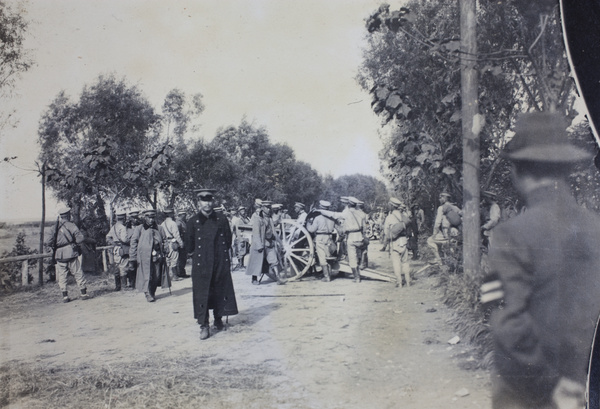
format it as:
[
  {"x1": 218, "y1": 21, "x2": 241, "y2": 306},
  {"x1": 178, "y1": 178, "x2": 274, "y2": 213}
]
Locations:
[{"x1": 277, "y1": 219, "x2": 314, "y2": 281}]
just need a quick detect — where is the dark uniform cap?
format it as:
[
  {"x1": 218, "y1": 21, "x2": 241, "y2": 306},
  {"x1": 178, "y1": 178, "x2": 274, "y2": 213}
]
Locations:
[
  {"x1": 194, "y1": 188, "x2": 217, "y2": 200},
  {"x1": 503, "y1": 112, "x2": 592, "y2": 163}
]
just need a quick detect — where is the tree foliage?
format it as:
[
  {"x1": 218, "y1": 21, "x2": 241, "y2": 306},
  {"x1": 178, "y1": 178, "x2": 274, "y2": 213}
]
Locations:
[
  {"x1": 358, "y1": 0, "x2": 582, "y2": 213},
  {"x1": 37, "y1": 74, "x2": 163, "y2": 224},
  {"x1": 0, "y1": 0, "x2": 33, "y2": 133}
]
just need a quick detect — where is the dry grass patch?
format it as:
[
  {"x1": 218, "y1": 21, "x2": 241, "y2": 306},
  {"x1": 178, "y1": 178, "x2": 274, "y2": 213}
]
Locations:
[{"x1": 1, "y1": 354, "x2": 280, "y2": 408}]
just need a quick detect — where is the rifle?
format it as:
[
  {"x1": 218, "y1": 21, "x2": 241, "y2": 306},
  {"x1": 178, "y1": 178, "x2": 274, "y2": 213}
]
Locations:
[{"x1": 46, "y1": 216, "x2": 60, "y2": 282}]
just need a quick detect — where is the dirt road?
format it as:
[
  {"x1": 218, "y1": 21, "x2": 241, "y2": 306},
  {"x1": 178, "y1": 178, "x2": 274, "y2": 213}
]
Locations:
[{"x1": 0, "y1": 247, "x2": 491, "y2": 408}]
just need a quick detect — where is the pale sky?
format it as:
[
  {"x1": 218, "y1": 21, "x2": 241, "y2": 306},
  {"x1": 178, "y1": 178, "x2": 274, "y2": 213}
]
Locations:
[{"x1": 0, "y1": 0, "x2": 392, "y2": 221}]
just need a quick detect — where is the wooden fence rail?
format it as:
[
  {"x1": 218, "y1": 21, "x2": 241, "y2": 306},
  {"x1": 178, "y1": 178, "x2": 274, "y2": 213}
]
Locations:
[{"x1": 0, "y1": 246, "x2": 113, "y2": 286}]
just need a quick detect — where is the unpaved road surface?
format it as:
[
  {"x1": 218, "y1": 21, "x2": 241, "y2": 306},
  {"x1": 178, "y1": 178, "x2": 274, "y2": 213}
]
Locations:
[{"x1": 1, "y1": 248, "x2": 492, "y2": 408}]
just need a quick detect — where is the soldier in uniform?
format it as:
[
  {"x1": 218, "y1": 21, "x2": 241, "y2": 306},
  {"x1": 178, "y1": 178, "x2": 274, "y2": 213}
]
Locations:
[
  {"x1": 125, "y1": 210, "x2": 141, "y2": 288},
  {"x1": 481, "y1": 112, "x2": 600, "y2": 408},
  {"x1": 271, "y1": 204, "x2": 283, "y2": 228},
  {"x1": 176, "y1": 210, "x2": 189, "y2": 278},
  {"x1": 129, "y1": 209, "x2": 167, "y2": 302},
  {"x1": 159, "y1": 208, "x2": 184, "y2": 282},
  {"x1": 384, "y1": 198, "x2": 412, "y2": 287},
  {"x1": 105, "y1": 210, "x2": 131, "y2": 291},
  {"x1": 231, "y1": 206, "x2": 250, "y2": 270},
  {"x1": 356, "y1": 200, "x2": 369, "y2": 269},
  {"x1": 306, "y1": 200, "x2": 339, "y2": 282},
  {"x1": 294, "y1": 202, "x2": 307, "y2": 226},
  {"x1": 45, "y1": 207, "x2": 90, "y2": 303},
  {"x1": 246, "y1": 200, "x2": 286, "y2": 285},
  {"x1": 185, "y1": 189, "x2": 238, "y2": 340},
  {"x1": 481, "y1": 191, "x2": 501, "y2": 250},
  {"x1": 318, "y1": 197, "x2": 367, "y2": 283},
  {"x1": 426, "y1": 192, "x2": 462, "y2": 265}
]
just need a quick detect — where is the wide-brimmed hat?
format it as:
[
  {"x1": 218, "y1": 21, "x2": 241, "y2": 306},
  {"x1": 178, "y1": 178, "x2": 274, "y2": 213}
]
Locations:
[
  {"x1": 503, "y1": 112, "x2": 592, "y2": 163},
  {"x1": 58, "y1": 206, "x2": 71, "y2": 216}
]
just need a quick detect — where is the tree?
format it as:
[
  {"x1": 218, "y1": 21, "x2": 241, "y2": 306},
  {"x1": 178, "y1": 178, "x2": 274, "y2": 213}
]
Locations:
[
  {"x1": 322, "y1": 174, "x2": 388, "y2": 213},
  {"x1": 0, "y1": 0, "x2": 33, "y2": 133},
  {"x1": 358, "y1": 1, "x2": 581, "y2": 269},
  {"x1": 37, "y1": 74, "x2": 162, "y2": 232}
]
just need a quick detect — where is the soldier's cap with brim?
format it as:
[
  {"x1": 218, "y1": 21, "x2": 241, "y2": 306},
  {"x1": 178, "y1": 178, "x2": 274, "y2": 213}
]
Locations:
[
  {"x1": 439, "y1": 192, "x2": 452, "y2": 199},
  {"x1": 177, "y1": 210, "x2": 187, "y2": 215},
  {"x1": 356, "y1": 200, "x2": 365, "y2": 206},
  {"x1": 340, "y1": 196, "x2": 350, "y2": 204},
  {"x1": 238, "y1": 206, "x2": 246, "y2": 211},
  {"x1": 502, "y1": 111, "x2": 592, "y2": 163},
  {"x1": 319, "y1": 200, "x2": 331, "y2": 209},
  {"x1": 389, "y1": 197, "x2": 405, "y2": 208},
  {"x1": 143, "y1": 209, "x2": 157, "y2": 217},
  {"x1": 116, "y1": 210, "x2": 127, "y2": 218},
  {"x1": 128, "y1": 210, "x2": 140, "y2": 217},
  {"x1": 261, "y1": 200, "x2": 273, "y2": 207},
  {"x1": 347, "y1": 197, "x2": 360, "y2": 205},
  {"x1": 58, "y1": 206, "x2": 71, "y2": 216},
  {"x1": 194, "y1": 188, "x2": 217, "y2": 200},
  {"x1": 163, "y1": 208, "x2": 174, "y2": 215},
  {"x1": 272, "y1": 203, "x2": 283, "y2": 210},
  {"x1": 254, "y1": 199, "x2": 263, "y2": 206},
  {"x1": 294, "y1": 202, "x2": 305, "y2": 209}
]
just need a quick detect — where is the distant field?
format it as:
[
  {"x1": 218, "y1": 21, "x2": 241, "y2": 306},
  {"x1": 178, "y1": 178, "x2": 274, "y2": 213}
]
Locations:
[{"x1": 0, "y1": 222, "x2": 53, "y2": 256}]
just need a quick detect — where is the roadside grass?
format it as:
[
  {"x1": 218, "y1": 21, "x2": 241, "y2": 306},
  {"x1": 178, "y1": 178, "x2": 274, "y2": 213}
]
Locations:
[
  {"x1": 426, "y1": 246, "x2": 494, "y2": 370},
  {"x1": 0, "y1": 355, "x2": 277, "y2": 409}
]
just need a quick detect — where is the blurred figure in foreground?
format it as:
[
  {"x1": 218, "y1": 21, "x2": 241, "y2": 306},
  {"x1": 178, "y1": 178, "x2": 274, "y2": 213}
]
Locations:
[{"x1": 481, "y1": 112, "x2": 600, "y2": 409}]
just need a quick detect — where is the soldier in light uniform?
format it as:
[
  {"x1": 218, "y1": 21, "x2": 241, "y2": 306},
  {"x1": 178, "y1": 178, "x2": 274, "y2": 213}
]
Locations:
[
  {"x1": 271, "y1": 204, "x2": 283, "y2": 228},
  {"x1": 45, "y1": 207, "x2": 90, "y2": 303},
  {"x1": 294, "y1": 202, "x2": 307, "y2": 226},
  {"x1": 159, "y1": 208, "x2": 184, "y2": 282},
  {"x1": 318, "y1": 197, "x2": 367, "y2": 283},
  {"x1": 426, "y1": 192, "x2": 462, "y2": 265},
  {"x1": 125, "y1": 210, "x2": 141, "y2": 288},
  {"x1": 176, "y1": 210, "x2": 189, "y2": 278},
  {"x1": 306, "y1": 200, "x2": 339, "y2": 282},
  {"x1": 384, "y1": 198, "x2": 412, "y2": 287},
  {"x1": 356, "y1": 200, "x2": 369, "y2": 269},
  {"x1": 105, "y1": 210, "x2": 131, "y2": 291}
]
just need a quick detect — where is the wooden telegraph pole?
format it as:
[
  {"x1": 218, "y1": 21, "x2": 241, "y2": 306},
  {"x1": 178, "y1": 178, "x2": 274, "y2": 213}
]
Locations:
[{"x1": 460, "y1": 0, "x2": 480, "y2": 278}]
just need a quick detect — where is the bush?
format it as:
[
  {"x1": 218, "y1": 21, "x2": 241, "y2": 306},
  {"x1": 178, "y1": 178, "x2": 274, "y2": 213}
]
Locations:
[{"x1": 1, "y1": 232, "x2": 37, "y2": 289}]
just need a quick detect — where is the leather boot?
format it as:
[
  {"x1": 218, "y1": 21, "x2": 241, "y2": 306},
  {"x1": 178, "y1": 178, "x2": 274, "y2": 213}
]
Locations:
[
  {"x1": 80, "y1": 288, "x2": 90, "y2": 300},
  {"x1": 114, "y1": 274, "x2": 121, "y2": 291},
  {"x1": 321, "y1": 265, "x2": 331, "y2": 282}
]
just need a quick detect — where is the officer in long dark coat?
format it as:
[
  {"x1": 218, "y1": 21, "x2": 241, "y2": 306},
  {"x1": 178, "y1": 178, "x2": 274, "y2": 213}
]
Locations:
[{"x1": 186, "y1": 189, "x2": 238, "y2": 340}]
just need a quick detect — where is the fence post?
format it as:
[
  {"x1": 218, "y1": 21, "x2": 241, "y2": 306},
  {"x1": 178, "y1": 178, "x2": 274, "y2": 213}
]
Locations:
[
  {"x1": 102, "y1": 249, "x2": 108, "y2": 273},
  {"x1": 21, "y1": 261, "x2": 28, "y2": 286}
]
